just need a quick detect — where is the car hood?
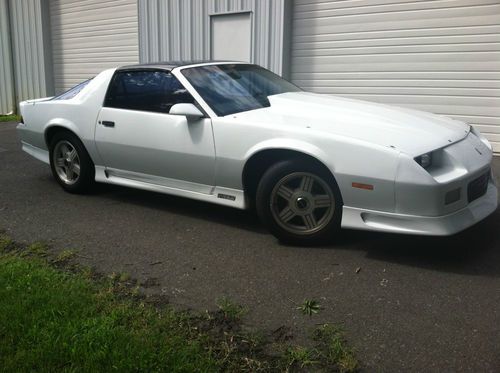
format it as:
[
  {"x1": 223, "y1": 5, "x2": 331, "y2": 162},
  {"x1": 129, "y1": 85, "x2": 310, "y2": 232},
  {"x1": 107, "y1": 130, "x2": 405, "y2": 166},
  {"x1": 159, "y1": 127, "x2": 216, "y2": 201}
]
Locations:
[{"x1": 230, "y1": 92, "x2": 470, "y2": 156}]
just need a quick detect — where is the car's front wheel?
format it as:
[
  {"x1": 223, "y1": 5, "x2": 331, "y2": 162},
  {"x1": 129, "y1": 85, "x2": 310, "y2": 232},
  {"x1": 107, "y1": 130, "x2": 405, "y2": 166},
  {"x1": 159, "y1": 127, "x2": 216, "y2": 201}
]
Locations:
[
  {"x1": 49, "y1": 131, "x2": 95, "y2": 193},
  {"x1": 256, "y1": 159, "x2": 342, "y2": 245}
]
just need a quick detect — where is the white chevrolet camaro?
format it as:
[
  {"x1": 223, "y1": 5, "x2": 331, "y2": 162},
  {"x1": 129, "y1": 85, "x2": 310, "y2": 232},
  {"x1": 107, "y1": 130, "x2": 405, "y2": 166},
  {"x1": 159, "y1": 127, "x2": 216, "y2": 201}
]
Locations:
[{"x1": 17, "y1": 61, "x2": 497, "y2": 244}]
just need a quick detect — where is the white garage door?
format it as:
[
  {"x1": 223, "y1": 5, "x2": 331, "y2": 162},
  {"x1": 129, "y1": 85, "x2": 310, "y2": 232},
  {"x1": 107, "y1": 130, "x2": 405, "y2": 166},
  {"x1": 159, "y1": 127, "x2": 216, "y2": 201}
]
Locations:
[
  {"x1": 291, "y1": 0, "x2": 500, "y2": 153},
  {"x1": 50, "y1": 0, "x2": 139, "y2": 93}
]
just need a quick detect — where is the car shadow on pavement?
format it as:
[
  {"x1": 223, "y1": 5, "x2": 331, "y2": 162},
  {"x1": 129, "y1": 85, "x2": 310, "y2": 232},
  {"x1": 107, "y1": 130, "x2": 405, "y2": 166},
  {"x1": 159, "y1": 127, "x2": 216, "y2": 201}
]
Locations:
[
  {"x1": 92, "y1": 183, "x2": 267, "y2": 234},
  {"x1": 93, "y1": 182, "x2": 499, "y2": 277},
  {"x1": 334, "y1": 210, "x2": 500, "y2": 277}
]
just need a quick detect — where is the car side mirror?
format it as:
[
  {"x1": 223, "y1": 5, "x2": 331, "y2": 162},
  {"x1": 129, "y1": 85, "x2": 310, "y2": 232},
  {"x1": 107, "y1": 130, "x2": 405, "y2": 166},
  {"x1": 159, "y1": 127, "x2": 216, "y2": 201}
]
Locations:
[{"x1": 169, "y1": 103, "x2": 204, "y2": 119}]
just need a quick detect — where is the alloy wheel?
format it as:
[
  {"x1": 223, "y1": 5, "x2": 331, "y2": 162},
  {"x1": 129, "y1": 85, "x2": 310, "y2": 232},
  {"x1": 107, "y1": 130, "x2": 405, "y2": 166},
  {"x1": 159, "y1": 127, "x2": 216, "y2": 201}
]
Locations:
[
  {"x1": 53, "y1": 140, "x2": 81, "y2": 185},
  {"x1": 270, "y1": 172, "x2": 335, "y2": 235}
]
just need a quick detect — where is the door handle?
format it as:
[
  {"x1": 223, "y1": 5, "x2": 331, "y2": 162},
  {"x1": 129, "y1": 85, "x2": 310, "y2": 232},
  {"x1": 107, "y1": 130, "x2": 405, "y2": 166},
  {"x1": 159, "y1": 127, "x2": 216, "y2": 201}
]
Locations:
[{"x1": 100, "y1": 120, "x2": 115, "y2": 127}]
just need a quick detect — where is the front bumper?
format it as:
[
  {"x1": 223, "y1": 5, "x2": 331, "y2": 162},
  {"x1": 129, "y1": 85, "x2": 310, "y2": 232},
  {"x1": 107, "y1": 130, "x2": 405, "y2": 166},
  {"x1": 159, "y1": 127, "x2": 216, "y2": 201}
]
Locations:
[{"x1": 341, "y1": 180, "x2": 497, "y2": 235}]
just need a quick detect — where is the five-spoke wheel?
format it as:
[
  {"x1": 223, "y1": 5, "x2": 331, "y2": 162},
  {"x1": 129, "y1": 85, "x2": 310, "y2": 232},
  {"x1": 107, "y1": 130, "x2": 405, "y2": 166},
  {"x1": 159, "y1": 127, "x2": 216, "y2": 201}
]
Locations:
[
  {"x1": 256, "y1": 159, "x2": 342, "y2": 245},
  {"x1": 49, "y1": 131, "x2": 95, "y2": 193},
  {"x1": 271, "y1": 172, "x2": 335, "y2": 235},
  {"x1": 53, "y1": 140, "x2": 81, "y2": 185}
]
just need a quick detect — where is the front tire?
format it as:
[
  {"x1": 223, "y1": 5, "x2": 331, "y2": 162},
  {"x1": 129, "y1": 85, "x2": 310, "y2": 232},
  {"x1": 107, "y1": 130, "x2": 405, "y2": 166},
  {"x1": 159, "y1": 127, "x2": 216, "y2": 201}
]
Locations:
[
  {"x1": 49, "y1": 131, "x2": 95, "y2": 193},
  {"x1": 256, "y1": 159, "x2": 342, "y2": 245}
]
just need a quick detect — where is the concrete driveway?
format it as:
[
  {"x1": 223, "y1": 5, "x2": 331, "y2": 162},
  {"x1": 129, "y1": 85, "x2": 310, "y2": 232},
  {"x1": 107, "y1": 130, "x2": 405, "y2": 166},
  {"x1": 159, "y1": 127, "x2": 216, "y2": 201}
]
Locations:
[{"x1": 1, "y1": 121, "x2": 499, "y2": 372}]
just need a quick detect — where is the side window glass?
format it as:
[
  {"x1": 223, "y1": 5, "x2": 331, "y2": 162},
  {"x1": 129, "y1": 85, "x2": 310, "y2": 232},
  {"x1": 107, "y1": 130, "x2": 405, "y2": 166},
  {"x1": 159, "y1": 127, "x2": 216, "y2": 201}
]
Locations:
[{"x1": 104, "y1": 70, "x2": 194, "y2": 113}]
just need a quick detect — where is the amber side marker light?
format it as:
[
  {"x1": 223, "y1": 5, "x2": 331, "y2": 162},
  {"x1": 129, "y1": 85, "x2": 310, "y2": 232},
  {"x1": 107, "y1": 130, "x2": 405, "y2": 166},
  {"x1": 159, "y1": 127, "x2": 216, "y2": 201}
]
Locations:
[{"x1": 352, "y1": 182, "x2": 374, "y2": 190}]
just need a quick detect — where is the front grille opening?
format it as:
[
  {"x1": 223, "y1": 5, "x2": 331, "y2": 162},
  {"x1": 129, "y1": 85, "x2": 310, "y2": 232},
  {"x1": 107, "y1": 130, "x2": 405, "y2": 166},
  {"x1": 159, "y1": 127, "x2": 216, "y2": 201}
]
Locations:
[{"x1": 467, "y1": 171, "x2": 490, "y2": 203}]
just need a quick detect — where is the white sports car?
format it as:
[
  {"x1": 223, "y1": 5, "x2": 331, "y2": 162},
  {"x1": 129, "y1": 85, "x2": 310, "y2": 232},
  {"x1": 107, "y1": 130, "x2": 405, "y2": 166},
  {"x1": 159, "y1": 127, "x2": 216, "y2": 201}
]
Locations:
[{"x1": 17, "y1": 61, "x2": 497, "y2": 244}]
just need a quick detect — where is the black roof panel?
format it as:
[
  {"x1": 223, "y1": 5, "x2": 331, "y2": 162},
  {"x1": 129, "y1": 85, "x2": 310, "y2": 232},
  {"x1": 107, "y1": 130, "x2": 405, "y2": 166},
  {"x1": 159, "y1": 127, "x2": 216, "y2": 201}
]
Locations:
[{"x1": 117, "y1": 60, "x2": 243, "y2": 71}]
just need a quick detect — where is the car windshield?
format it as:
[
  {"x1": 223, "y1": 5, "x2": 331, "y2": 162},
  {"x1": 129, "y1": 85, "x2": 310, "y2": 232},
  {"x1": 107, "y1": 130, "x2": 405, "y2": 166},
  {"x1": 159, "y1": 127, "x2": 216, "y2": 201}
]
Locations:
[{"x1": 181, "y1": 64, "x2": 301, "y2": 116}]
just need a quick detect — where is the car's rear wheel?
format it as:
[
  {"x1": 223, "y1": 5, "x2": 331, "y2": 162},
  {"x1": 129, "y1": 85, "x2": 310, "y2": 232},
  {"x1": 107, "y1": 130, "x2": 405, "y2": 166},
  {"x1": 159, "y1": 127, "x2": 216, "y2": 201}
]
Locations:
[
  {"x1": 256, "y1": 159, "x2": 342, "y2": 245},
  {"x1": 49, "y1": 131, "x2": 95, "y2": 193}
]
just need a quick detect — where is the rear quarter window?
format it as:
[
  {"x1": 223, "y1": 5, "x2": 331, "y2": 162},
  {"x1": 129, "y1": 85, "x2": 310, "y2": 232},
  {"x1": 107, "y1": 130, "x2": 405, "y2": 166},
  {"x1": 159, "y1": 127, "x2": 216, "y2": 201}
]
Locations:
[{"x1": 52, "y1": 79, "x2": 92, "y2": 100}]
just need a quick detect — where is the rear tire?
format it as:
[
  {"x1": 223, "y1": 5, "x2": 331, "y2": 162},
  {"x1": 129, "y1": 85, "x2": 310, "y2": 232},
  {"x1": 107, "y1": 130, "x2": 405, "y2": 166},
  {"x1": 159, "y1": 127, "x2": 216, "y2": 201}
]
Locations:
[
  {"x1": 49, "y1": 131, "x2": 95, "y2": 193},
  {"x1": 256, "y1": 159, "x2": 342, "y2": 245}
]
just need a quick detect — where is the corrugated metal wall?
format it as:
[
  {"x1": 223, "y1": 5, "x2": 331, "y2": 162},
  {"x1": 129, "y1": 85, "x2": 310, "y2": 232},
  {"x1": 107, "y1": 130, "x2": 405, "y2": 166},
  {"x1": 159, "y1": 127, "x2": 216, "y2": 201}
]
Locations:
[
  {"x1": 8, "y1": 0, "x2": 53, "y2": 104},
  {"x1": 0, "y1": 0, "x2": 15, "y2": 114},
  {"x1": 138, "y1": 0, "x2": 288, "y2": 75},
  {"x1": 50, "y1": 0, "x2": 139, "y2": 93},
  {"x1": 291, "y1": 0, "x2": 500, "y2": 152}
]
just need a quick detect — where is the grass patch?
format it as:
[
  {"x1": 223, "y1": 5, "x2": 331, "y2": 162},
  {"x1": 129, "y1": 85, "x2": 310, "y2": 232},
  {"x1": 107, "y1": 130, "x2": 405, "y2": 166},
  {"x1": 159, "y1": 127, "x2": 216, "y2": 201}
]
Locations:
[
  {"x1": 284, "y1": 346, "x2": 319, "y2": 370},
  {"x1": 282, "y1": 325, "x2": 358, "y2": 372},
  {"x1": 0, "y1": 114, "x2": 20, "y2": 122},
  {"x1": 216, "y1": 296, "x2": 247, "y2": 321},
  {"x1": 314, "y1": 324, "x2": 359, "y2": 373},
  {"x1": 26, "y1": 241, "x2": 49, "y2": 257},
  {"x1": 0, "y1": 253, "x2": 217, "y2": 372},
  {"x1": 54, "y1": 249, "x2": 78, "y2": 263},
  {"x1": 0, "y1": 233, "x2": 358, "y2": 372}
]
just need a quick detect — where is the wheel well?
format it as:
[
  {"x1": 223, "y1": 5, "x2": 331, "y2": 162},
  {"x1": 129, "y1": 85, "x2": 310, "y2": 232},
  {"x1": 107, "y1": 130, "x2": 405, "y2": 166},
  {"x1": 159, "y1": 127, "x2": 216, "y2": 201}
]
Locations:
[
  {"x1": 242, "y1": 149, "x2": 335, "y2": 205},
  {"x1": 45, "y1": 126, "x2": 78, "y2": 148}
]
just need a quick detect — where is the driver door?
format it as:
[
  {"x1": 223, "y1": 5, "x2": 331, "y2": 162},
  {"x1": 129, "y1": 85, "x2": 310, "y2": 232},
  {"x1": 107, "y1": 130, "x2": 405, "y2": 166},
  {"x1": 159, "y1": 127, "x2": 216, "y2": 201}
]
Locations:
[{"x1": 95, "y1": 69, "x2": 215, "y2": 193}]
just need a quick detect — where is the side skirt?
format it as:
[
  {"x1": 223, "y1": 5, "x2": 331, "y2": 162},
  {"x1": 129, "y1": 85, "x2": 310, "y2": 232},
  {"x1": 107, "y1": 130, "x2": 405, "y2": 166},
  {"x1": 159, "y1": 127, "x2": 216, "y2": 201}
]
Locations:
[
  {"x1": 94, "y1": 166, "x2": 247, "y2": 209},
  {"x1": 21, "y1": 142, "x2": 50, "y2": 164}
]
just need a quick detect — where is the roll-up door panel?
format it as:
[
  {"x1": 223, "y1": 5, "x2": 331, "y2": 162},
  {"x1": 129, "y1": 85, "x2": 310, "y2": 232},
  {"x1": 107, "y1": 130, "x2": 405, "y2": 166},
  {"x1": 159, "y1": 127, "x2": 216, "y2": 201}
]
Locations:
[
  {"x1": 50, "y1": 0, "x2": 139, "y2": 93},
  {"x1": 291, "y1": 0, "x2": 500, "y2": 152}
]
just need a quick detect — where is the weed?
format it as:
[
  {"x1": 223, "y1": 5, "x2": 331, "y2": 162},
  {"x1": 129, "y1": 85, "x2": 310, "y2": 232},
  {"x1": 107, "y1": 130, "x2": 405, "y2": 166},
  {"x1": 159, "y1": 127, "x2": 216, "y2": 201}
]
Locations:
[
  {"x1": 109, "y1": 271, "x2": 131, "y2": 283},
  {"x1": 0, "y1": 233, "x2": 15, "y2": 252},
  {"x1": 284, "y1": 346, "x2": 319, "y2": 371},
  {"x1": 239, "y1": 330, "x2": 266, "y2": 353},
  {"x1": 119, "y1": 272, "x2": 131, "y2": 282},
  {"x1": 131, "y1": 285, "x2": 141, "y2": 297},
  {"x1": 54, "y1": 249, "x2": 77, "y2": 263},
  {"x1": 26, "y1": 241, "x2": 49, "y2": 257},
  {"x1": 314, "y1": 324, "x2": 359, "y2": 373},
  {"x1": 108, "y1": 271, "x2": 119, "y2": 281},
  {"x1": 297, "y1": 299, "x2": 321, "y2": 316},
  {"x1": 216, "y1": 296, "x2": 247, "y2": 321},
  {"x1": 79, "y1": 265, "x2": 94, "y2": 280}
]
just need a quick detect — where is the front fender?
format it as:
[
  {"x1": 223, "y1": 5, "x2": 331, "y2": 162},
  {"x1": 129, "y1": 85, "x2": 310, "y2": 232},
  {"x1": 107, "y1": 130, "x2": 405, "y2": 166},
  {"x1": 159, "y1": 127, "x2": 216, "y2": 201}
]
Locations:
[{"x1": 244, "y1": 138, "x2": 335, "y2": 173}]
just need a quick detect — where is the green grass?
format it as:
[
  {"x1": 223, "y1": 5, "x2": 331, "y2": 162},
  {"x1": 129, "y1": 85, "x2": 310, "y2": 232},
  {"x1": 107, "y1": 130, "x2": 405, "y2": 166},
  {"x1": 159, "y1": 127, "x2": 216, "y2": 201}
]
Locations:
[
  {"x1": 280, "y1": 325, "x2": 358, "y2": 373},
  {"x1": 0, "y1": 254, "x2": 217, "y2": 372},
  {"x1": 284, "y1": 346, "x2": 319, "y2": 370},
  {"x1": 216, "y1": 296, "x2": 248, "y2": 321},
  {"x1": 0, "y1": 234, "x2": 359, "y2": 372},
  {"x1": 314, "y1": 324, "x2": 359, "y2": 373},
  {"x1": 0, "y1": 114, "x2": 20, "y2": 122}
]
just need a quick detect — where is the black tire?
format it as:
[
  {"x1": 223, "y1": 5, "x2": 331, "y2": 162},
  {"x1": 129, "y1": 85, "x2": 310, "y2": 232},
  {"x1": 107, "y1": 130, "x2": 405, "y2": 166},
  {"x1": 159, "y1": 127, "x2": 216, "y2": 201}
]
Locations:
[
  {"x1": 49, "y1": 131, "x2": 95, "y2": 193},
  {"x1": 256, "y1": 159, "x2": 342, "y2": 245}
]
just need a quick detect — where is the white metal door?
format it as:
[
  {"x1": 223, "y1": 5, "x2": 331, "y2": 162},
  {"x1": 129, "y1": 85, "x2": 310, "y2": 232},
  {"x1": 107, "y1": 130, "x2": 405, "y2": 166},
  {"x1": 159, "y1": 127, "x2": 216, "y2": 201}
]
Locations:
[
  {"x1": 95, "y1": 107, "x2": 216, "y2": 192},
  {"x1": 291, "y1": 0, "x2": 500, "y2": 153},
  {"x1": 211, "y1": 12, "x2": 252, "y2": 62}
]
